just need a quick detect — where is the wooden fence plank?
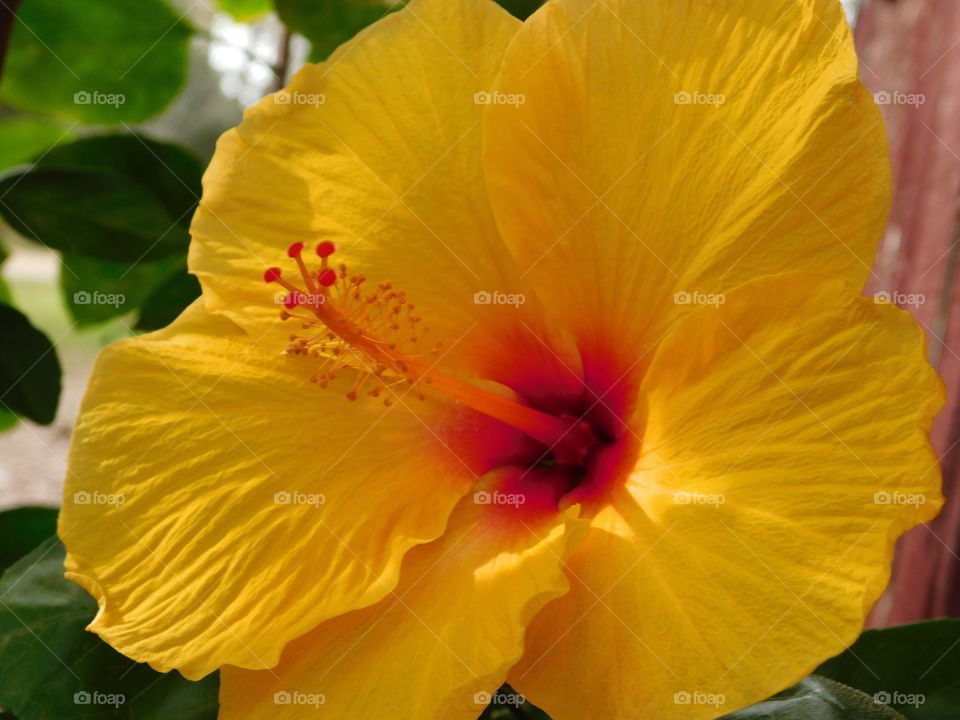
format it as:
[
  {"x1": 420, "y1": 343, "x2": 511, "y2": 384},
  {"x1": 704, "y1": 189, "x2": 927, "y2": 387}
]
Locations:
[{"x1": 856, "y1": 0, "x2": 960, "y2": 622}]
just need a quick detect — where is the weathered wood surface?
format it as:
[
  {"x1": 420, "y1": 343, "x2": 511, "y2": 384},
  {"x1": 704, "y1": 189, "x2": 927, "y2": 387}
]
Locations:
[{"x1": 856, "y1": 0, "x2": 960, "y2": 622}]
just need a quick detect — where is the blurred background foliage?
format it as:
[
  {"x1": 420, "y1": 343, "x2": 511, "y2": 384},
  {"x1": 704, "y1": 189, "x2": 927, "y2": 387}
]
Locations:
[{"x1": 3, "y1": 0, "x2": 956, "y2": 719}]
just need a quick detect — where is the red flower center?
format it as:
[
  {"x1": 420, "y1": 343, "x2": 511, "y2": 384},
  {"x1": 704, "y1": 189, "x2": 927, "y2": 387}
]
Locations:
[{"x1": 265, "y1": 241, "x2": 636, "y2": 508}]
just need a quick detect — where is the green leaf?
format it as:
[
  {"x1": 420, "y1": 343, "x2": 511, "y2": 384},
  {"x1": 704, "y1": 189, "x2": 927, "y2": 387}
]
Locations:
[
  {"x1": 477, "y1": 684, "x2": 552, "y2": 720},
  {"x1": 37, "y1": 135, "x2": 203, "y2": 231},
  {"x1": 0, "y1": 407, "x2": 17, "y2": 433},
  {"x1": 0, "y1": 538, "x2": 219, "y2": 719},
  {"x1": 0, "y1": 0, "x2": 192, "y2": 124},
  {"x1": 494, "y1": 0, "x2": 544, "y2": 19},
  {"x1": 0, "y1": 118, "x2": 73, "y2": 171},
  {"x1": 0, "y1": 257, "x2": 16, "y2": 431},
  {"x1": 135, "y1": 259, "x2": 201, "y2": 331},
  {"x1": 0, "y1": 169, "x2": 189, "y2": 262},
  {"x1": 40, "y1": 136, "x2": 203, "y2": 324},
  {"x1": 0, "y1": 135, "x2": 203, "y2": 263},
  {"x1": 0, "y1": 506, "x2": 57, "y2": 573},
  {"x1": 817, "y1": 620, "x2": 960, "y2": 719},
  {"x1": 0, "y1": 304, "x2": 61, "y2": 425},
  {"x1": 274, "y1": 0, "x2": 399, "y2": 61},
  {"x1": 274, "y1": 0, "x2": 541, "y2": 59},
  {"x1": 0, "y1": 254, "x2": 18, "y2": 423},
  {"x1": 60, "y1": 253, "x2": 184, "y2": 327},
  {"x1": 217, "y1": 0, "x2": 272, "y2": 22},
  {"x1": 718, "y1": 676, "x2": 907, "y2": 720}
]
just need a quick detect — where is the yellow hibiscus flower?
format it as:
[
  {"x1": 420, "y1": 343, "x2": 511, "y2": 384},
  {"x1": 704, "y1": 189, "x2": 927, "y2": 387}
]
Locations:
[{"x1": 59, "y1": 0, "x2": 943, "y2": 718}]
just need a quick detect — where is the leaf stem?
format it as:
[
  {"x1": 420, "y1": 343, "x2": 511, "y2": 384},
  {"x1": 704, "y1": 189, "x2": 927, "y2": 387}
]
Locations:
[
  {"x1": 0, "y1": 0, "x2": 23, "y2": 81},
  {"x1": 273, "y1": 26, "x2": 291, "y2": 92}
]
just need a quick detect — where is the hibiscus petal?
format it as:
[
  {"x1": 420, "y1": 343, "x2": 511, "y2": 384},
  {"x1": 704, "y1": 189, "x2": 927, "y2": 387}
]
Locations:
[
  {"x1": 189, "y1": 0, "x2": 578, "y2": 385},
  {"x1": 59, "y1": 301, "x2": 521, "y2": 679},
  {"x1": 218, "y1": 470, "x2": 585, "y2": 719},
  {"x1": 483, "y1": 0, "x2": 890, "y2": 382},
  {"x1": 510, "y1": 274, "x2": 942, "y2": 719}
]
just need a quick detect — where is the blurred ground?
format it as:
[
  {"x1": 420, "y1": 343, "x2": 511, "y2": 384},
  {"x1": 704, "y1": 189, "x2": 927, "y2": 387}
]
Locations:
[
  {"x1": 0, "y1": 246, "x2": 116, "y2": 509},
  {"x1": 0, "y1": 0, "x2": 252, "y2": 510}
]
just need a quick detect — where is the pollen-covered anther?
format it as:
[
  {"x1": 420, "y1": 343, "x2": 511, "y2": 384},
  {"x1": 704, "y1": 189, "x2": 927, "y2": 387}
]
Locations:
[
  {"x1": 264, "y1": 241, "x2": 440, "y2": 405},
  {"x1": 263, "y1": 242, "x2": 599, "y2": 463}
]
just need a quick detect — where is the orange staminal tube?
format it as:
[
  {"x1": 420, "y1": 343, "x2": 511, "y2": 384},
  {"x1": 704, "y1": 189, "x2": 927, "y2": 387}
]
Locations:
[{"x1": 266, "y1": 241, "x2": 597, "y2": 465}]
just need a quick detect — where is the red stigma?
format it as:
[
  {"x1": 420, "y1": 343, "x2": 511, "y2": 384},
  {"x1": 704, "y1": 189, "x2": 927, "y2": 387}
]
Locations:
[
  {"x1": 316, "y1": 241, "x2": 336, "y2": 258},
  {"x1": 318, "y1": 268, "x2": 338, "y2": 287},
  {"x1": 264, "y1": 241, "x2": 599, "y2": 465}
]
